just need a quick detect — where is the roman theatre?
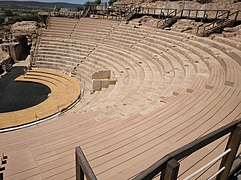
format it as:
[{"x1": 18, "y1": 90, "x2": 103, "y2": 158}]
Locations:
[{"x1": 0, "y1": 2, "x2": 241, "y2": 180}]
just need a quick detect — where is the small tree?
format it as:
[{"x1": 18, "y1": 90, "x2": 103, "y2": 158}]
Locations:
[
  {"x1": 85, "y1": 1, "x2": 93, "y2": 6},
  {"x1": 108, "y1": 0, "x2": 118, "y2": 6},
  {"x1": 77, "y1": 6, "x2": 84, "y2": 11},
  {"x1": 95, "y1": 0, "x2": 101, "y2": 5},
  {"x1": 4, "y1": 9, "x2": 13, "y2": 17},
  {"x1": 55, "y1": 6, "x2": 61, "y2": 12},
  {"x1": 0, "y1": 16, "x2": 4, "y2": 24}
]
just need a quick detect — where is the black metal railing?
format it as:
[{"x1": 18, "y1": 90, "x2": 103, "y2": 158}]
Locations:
[
  {"x1": 76, "y1": 119, "x2": 241, "y2": 180},
  {"x1": 180, "y1": 9, "x2": 229, "y2": 19},
  {"x1": 157, "y1": 9, "x2": 179, "y2": 29},
  {"x1": 81, "y1": 6, "x2": 91, "y2": 18},
  {"x1": 125, "y1": 6, "x2": 139, "y2": 21},
  {"x1": 48, "y1": 6, "x2": 241, "y2": 28},
  {"x1": 229, "y1": 151, "x2": 241, "y2": 179},
  {"x1": 196, "y1": 10, "x2": 240, "y2": 36},
  {"x1": 228, "y1": 10, "x2": 241, "y2": 22}
]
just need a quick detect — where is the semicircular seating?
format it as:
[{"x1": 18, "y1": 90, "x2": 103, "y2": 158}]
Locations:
[
  {"x1": 0, "y1": 17, "x2": 241, "y2": 180},
  {"x1": 0, "y1": 69, "x2": 80, "y2": 130}
]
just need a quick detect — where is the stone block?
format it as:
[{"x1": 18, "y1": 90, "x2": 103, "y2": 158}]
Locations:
[
  {"x1": 224, "y1": 81, "x2": 234, "y2": 87},
  {"x1": 92, "y1": 79, "x2": 101, "y2": 92},
  {"x1": 186, "y1": 88, "x2": 194, "y2": 93},
  {"x1": 205, "y1": 85, "x2": 213, "y2": 90},
  {"x1": 92, "y1": 70, "x2": 111, "y2": 79},
  {"x1": 101, "y1": 79, "x2": 110, "y2": 88},
  {"x1": 109, "y1": 79, "x2": 117, "y2": 85}
]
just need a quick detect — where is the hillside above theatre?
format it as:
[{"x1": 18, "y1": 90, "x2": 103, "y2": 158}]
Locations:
[{"x1": 0, "y1": 1, "x2": 81, "y2": 10}]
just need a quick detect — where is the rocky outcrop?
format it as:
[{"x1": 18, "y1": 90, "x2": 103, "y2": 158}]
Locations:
[
  {"x1": 171, "y1": 19, "x2": 203, "y2": 34},
  {"x1": 222, "y1": 24, "x2": 241, "y2": 40},
  {"x1": 10, "y1": 21, "x2": 37, "y2": 41}
]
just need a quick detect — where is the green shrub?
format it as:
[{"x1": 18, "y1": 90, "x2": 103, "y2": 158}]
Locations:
[
  {"x1": 4, "y1": 9, "x2": 14, "y2": 17},
  {"x1": 108, "y1": 0, "x2": 118, "y2": 6},
  {"x1": 0, "y1": 16, "x2": 4, "y2": 24}
]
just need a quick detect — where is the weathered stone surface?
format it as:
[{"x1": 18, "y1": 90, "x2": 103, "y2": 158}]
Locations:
[
  {"x1": 92, "y1": 70, "x2": 111, "y2": 79},
  {"x1": 92, "y1": 79, "x2": 102, "y2": 92},
  {"x1": 10, "y1": 21, "x2": 37, "y2": 39},
  {"x1": 222, "y1": 24, "x2": 241, "y2": 39},
  {"x1": 171, "y1": 19, "x2": 195, "y2": 33},
  {"x1": 223, "y1": 27, "x2": 235, "y2": 32}
]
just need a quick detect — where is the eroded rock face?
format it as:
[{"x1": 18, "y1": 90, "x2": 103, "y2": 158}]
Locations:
[{"x1": 10, "y1": 21, "x2": 37, "y2": 40}]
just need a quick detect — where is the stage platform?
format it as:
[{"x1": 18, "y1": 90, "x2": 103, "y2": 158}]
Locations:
[{"x1": 0, "y1": 69, "x2": 80, "y2": 130}]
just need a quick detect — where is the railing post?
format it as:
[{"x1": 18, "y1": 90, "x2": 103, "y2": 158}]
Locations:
[
  {"x1": 188, "y1": 10, "x2": 191, "y2": 18},
  {"x1": 180, "y1": 10, "x2": 183, "y2": 17},
  {"x1": 217, "y1": 124, "x2": 241, "y2": 180},
  {"x1": 195, "y1": 10, "x2": 198, "y2": 18},
  {"x1": 234, "y1": 11, "x2": 239, "y2": 21},
  {"x1": 215, "y1": 10, "x2": 219, "y2": 19},
  {"x1": 160, "y1": 159, "x2": 180, "y2": 180},
  {"x1": 227, "y1": 11, "x2": 230, "y2": 19},
  {"x1": 76, "y1": 147, "x2": 84, "y2": 180},
  {"x1": 75, "y1": 147, "x2": 97, "y2": 180},
  {"x1": 159, "y1": 9, "x2": 162, "y2": 19},
  {"x1": 203, "y1": 10, "x2": 206, "y2": 19},
  {"x1": 0, "y1": 171, "x2": 3, "y2": 180}
]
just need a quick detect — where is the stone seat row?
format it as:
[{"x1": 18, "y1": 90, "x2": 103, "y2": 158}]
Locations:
[{"x1": 1, "y1": 17, "x2": 240, "y2": 180}]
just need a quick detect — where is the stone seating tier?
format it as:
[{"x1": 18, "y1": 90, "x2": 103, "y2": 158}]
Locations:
[
  {"x1": 0, "y1": 69, "x2": 80, "y2": 130},
  {"x1": 1, "y1": 17, "x2": 241, "y2": 180}
]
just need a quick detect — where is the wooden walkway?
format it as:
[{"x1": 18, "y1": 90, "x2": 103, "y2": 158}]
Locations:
[{"x1": 0, "y1": 17, "x2": 241, "y2": 179}]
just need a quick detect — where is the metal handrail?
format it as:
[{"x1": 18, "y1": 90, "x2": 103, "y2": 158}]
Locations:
[
  {"x1": 228, "y1": 10, "x2": 241, "y2": 21},
  {"x1": 183, "y1": 149, "x2": 231, "y2": 180},
  {"x1": 196, "y1": 10, "x2": 235, "y2": 36},
  {"x1": 134, "y1": 119, "x2": 241, "y2": 180},
  {"x1": 75, "y1": 119, "x2": 241, "y2": 180},
  {"x1": 214, "y1": 10, "x2": 230, "y2": 19},
  {"x1": 204, "y1": 10, "x2": 230, "y2": 30},
  {"x1": 125, "y1": 6, "x2": 138, "y2": 21},
  {"x1": 156, "y1": 9, "x2": 178, "y2": 28}
]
